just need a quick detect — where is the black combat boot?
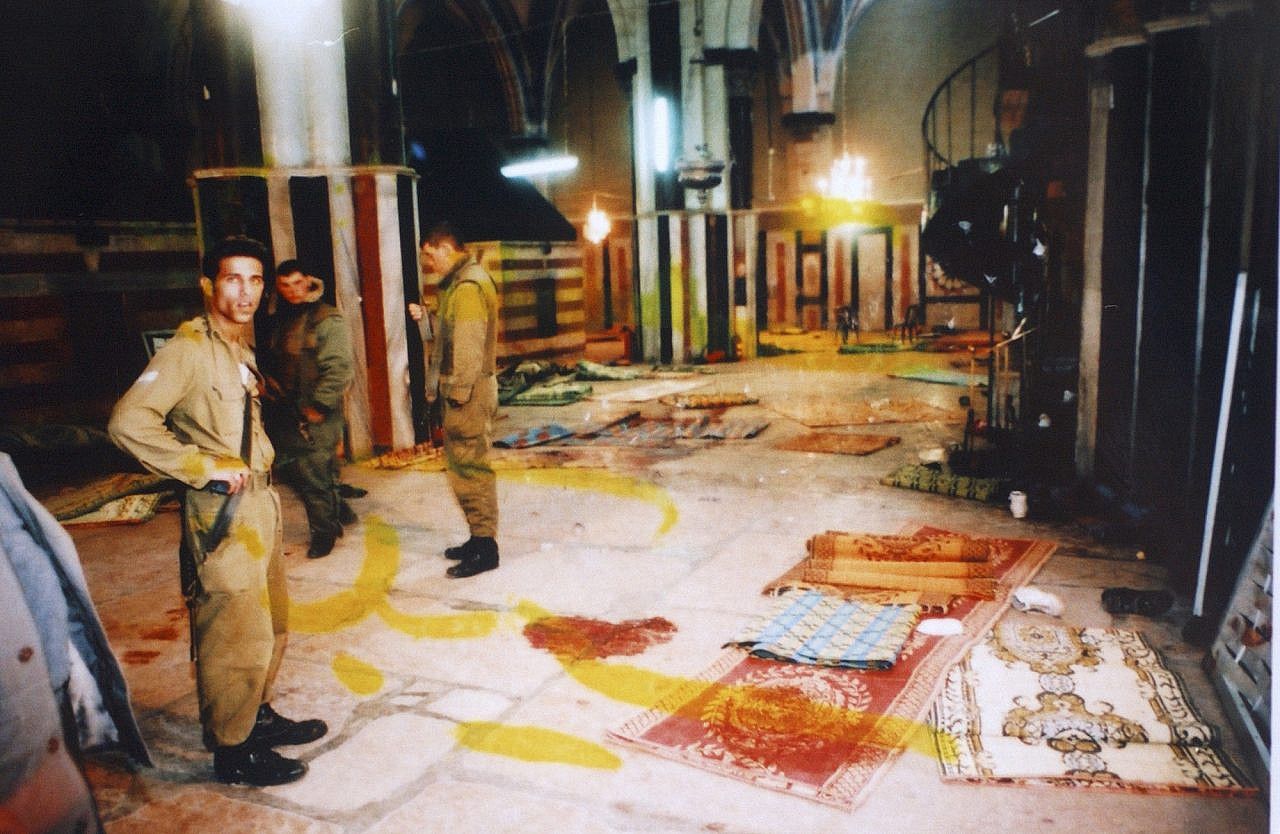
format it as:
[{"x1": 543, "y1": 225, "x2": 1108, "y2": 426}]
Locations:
[
  {"x1": 213, "y1": 740, "x2": 307, "y2": 786},
  {"x1": 444, "y1": 537, "x2": 478, "y2": 560},
  {"x1": 446, "y1": 537, "x2": 499, "y2": 578},
  {"x1": 307, "y1": 531, "x2": 337, "y2": 558},
  {"x1": 338, "y1": 500, "x2": 358, "y2": 526},
  {"x1": 250, "y1": 703, "x2": 328, "y2": 747}
]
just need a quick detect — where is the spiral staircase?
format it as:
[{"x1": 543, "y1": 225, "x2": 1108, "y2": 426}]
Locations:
[{"x1": 917, "y1": 8, "x2": 1086, "y2": 492}]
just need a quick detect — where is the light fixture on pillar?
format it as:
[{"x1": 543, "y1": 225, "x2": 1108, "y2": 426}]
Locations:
[
  {"x1": 676, "y1": 144, "x2": 726, "y2": 206},
  {"x1": 584, "y1": 196, "x2": 611, "y2": 244}
]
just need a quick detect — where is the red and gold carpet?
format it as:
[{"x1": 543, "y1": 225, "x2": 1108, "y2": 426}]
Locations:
[
  {"x1": 774, "y1": 432, "x2": 901, "y2": 456},
  {"x1": 610, "y1": 526, "x2": 1056, "y2": 810}
]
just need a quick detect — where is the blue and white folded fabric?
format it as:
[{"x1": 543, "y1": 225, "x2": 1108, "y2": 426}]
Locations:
[{"x1": 726, "y1": 589, "x2": 920, "y2": 669}]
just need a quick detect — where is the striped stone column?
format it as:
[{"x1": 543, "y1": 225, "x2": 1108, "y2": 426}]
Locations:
[{"x1": 190, "y1": 0, "x2": 419, "y2": 457}]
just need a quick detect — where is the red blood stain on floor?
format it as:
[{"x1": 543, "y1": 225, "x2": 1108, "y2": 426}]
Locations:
[
  {"x1": 140, "y1": 625, "x2": 179, "y2": 641},
  {"x1": 523, "y1": 615, "x2": 677, "y2": 661},
  {"x1": 123, "y1": 650, "x2": 161, "y2": 665}
]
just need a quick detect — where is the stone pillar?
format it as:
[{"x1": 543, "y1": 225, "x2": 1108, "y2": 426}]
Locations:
[{"x1": 191, "y1": 0, "x2": 418, "y2": 457}]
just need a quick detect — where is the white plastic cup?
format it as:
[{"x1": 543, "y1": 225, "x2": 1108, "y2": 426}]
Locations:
[{"x1": 1009, "y1": 491, "x2": 1028, "y2": 519}]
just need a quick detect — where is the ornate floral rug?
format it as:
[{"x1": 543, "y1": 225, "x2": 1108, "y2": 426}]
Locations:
[
  {"x1": 774, "y1": 432, "x2": 901, "y2": 456},
  {"x1": 881, "y1": 463, "x2": 1007, "y2": 503},
  {"x1": 932, "y1": 621, "x2": 1256, "y2": 795},
  {"x1": 40, "y1": 471, "x2": 172, "y2": 521},
  {"x1": 612, "y1": 527, "x2": 1057, "y2": 810}
]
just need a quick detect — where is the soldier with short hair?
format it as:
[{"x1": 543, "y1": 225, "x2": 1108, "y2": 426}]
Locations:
[
  {"x1": 260, "y1": 259, "x2": 355, "y2": 559},
  {"x1": 108, "y1": 236, "x2": 326, "y2": 787},
  {"x1": 411, "y1": 222, "x2": 500, "y2": 578}
]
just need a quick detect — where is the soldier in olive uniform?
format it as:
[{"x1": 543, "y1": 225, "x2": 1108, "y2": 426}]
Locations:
[
  {"x1": 109, "y1": 237, "x2": 326, "y2": 787},
  {"x1": 411, "y1": 222, "x2": 500, "y2": 578},
  {"x1": 260, "y1": 260, "x2": 355, "y2": 559}
]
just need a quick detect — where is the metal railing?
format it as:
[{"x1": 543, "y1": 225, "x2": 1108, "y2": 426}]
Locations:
[{"x1": 920, "y1": 43, "x2": 999, "y2": 207}]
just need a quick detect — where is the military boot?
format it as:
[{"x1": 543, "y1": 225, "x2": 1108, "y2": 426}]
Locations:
[
  {"x1": 250, "y1": 703, "x2": 328, "y2": 747},
  {"x1": 446, "y1": 537, "x2": 499, "y2": 578},
  {"x1": 444, "y1": 537, "x2": 479, "y2": 561},
  {"x1": 213, "y1": 740, "x2": 307, "y2": 786}
]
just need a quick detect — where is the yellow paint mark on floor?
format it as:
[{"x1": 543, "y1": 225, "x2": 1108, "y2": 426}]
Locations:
[
  {"x1": 291, "y1": 516, "x2": 500, "y2": 641},
  {"x1": 289, "y1": 517, "x2": 399, "y2": 633},
  {"x1": 455, "y1": 721, "x2": 621, "y2": 770},
  {"x1": 376, "y1": 602, "x2": 499, "y2": 639},
  {"x1": 500, "y1": 468, "x2": 678, "y2": 539},
  {"x1": 332, "y1": 651, "x2": 384, "y2": 695}
]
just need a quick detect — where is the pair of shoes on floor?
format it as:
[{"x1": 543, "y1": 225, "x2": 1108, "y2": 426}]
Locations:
[
  {"x1": 445, "y1": 536, "x2": 499, "y2": 578},
  {"x1": 337, "y1": 483, "x2": 368, "y2": 499},
  {"x1": 338, "y1": 500, "x2": 358, "y2": 526},
  {"x1": 213, "y1": 704, "x2": 327, "y2": 786},
  {"x1": 307, "y1": 531, "x2": 337, "y2": 559},
  {"x1": 1101, "y1": 587, "x2": 1175, "y2": 617}
]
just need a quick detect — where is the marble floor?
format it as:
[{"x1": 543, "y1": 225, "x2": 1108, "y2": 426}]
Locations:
[{"x1": 68, "y1": 336, "x2": 1268, "y2": 833}]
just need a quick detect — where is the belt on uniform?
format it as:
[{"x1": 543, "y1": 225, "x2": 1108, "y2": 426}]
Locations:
[{"x1": 201, "y1": 470, "x2": 272, "y2": 493}]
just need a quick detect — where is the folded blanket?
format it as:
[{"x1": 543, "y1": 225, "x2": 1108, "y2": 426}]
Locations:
[
  {"x1": 806, "y1": 531, "x2": 990, "y2": 562},
  {"x1": 799, "y1": 565, "x2": 997, "y2": 599},
  {"x1": 726, "y1": 590, "x2": 920, "y2": 669}
]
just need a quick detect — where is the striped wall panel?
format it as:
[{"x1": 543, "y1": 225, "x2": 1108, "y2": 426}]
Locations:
[
  {"x1": 0, "y1": 223, "x2": 202, "y2": 425},
  {"x1": 472, "y1": 242, "x2": 586, "y2": 364}
]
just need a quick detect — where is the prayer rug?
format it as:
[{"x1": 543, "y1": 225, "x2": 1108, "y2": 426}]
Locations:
[
  {"x1": 837, "y1": 342, "x2": 908, "y2": 354},
  {"x1": 493, "y1": 423, "x2": 574, "y2": 448},
  {"x1": 881, "y1": 463, "x2": 1007, "y2": 502},
  {"x1": 612, "y1": 527, "x2": 1057, "y2": 809},
  {"x1": 40, "y1": 471, "x2": 173, "y2": 521},
  {"x1": 932, "y1": 621, "x2": 1256, "y2": 796},
  {"x1": 573, "y1": 409, "x2": 645, "y2": 437},
  {"x1": 889, "y1": 368, "x2": 987, "y2": 387},
  {"x1": 566, "y1": 417, "x2": 768, "y2": 444},
  {"x1": 575, "y1": 360, "x2": 644, "y2": 381},
  {"x1": 774, "y1": 432, "x2": 901, "y2": 456},
  {"x1": 724, "y1": 590, "x2": 919, "y2": 670},
  {"x1": 508, "y1": 380, "x2": 593, "y2": 405},
  {"x1": 659, "y1": 392, "x2": 760, "y2": 409},
  {"x1": 360, "y1": 442, "x2": 444, "y2": 470},
  {"x1": 591, "y1": 379, "x2": 707, "y2": 404},
  {"x1": 767, "y1": 398, "x2": 965, "y2": 428},
  {"x1": 60, "y1": 491, "x2": 169, "y2": 526}
]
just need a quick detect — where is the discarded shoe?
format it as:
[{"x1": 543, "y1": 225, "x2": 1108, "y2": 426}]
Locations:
[
  {"x1": 1101, "y1": 587, "x2": 1174, "y2": 617},
  {"x1": 250, "y1": 703, "x2": 328, "y2": 747},
  {"x1": 1011, "y1": 586, "x2": 1064, "y2": 617},
  {"x1": 213, "y1": 741, "x2": 307, "y2": 786},
  {"x1": 307, "y1": 532, "x2": 336, "y2": 559},
  {"x1": 338, "y1": 483, "x2": 368, "y2": 499}
]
